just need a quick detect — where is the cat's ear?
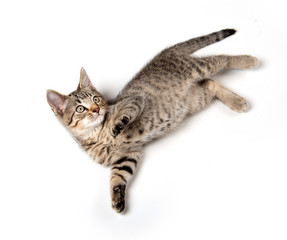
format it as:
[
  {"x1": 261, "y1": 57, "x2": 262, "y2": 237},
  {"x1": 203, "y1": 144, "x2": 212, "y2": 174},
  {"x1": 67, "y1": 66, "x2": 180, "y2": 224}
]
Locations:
[
  {"x1": 46, "y1": 90, "x2": 69, "y2": 116},
  {"x1": 78, "y1": 67, "x2": 95, "y2": 90}
]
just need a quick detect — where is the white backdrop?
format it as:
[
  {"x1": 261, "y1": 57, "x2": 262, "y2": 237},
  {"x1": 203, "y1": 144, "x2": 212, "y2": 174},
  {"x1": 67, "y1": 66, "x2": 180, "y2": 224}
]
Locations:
[{"x1": 1, "y1": 0, "x2": 286, "y2": 239}]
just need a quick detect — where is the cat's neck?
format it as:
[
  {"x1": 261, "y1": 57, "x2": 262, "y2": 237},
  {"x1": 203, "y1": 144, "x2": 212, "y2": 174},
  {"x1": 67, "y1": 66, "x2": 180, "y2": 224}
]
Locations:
[{"x1": 71, "y1": 124, "x2": 103, "y2": 147}]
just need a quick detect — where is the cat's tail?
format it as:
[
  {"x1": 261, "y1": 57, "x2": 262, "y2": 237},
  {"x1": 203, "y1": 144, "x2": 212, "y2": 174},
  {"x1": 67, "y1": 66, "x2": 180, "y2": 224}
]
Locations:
[{"x1": 170, "y1": 29, "x2": 236, "y2": 55}]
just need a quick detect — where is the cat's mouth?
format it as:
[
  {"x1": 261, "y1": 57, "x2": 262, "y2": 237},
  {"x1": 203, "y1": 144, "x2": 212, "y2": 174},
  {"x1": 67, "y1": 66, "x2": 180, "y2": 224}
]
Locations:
[
  {"x1": 92, "y1": 110, "x2": 105, "y2": 124},
  {"x1": 94, "y1": 109, "x2": 103, "y2": 119}
]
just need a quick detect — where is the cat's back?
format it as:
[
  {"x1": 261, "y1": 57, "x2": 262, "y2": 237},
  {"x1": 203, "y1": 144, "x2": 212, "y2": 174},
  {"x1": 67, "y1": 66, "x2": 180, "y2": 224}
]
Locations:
[{"x1": 121, "y1": 49, "x2": 192, "y2": 96}]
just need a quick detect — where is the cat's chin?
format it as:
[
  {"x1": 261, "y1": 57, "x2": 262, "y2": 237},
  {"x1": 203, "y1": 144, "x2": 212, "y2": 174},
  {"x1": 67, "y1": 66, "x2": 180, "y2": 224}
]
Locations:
[{"x1": 87, "y1": 114, "x2": 105, "y2": 128}]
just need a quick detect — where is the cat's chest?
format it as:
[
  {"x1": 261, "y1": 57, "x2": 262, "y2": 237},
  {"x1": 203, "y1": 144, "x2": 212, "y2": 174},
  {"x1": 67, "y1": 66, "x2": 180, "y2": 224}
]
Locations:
[{"x1": 91, "y1": 111, "x2": 176, "y2": 151}]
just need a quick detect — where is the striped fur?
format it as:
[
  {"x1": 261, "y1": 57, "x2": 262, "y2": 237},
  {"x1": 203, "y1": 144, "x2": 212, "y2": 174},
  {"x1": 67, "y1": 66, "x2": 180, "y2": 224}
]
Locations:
[{"x1": 46, "y1": 29, "x2": 258, "y2": 213}]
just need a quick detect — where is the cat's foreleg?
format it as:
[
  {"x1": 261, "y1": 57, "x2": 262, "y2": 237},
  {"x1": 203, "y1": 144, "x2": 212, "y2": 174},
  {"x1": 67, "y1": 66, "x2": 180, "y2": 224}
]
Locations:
[
  {"x1": 109, "y1": 96, "x2": 145, "y2": 137},
  {"x1": 109, "y1": 149, "x2": 142, "y2": 213}
]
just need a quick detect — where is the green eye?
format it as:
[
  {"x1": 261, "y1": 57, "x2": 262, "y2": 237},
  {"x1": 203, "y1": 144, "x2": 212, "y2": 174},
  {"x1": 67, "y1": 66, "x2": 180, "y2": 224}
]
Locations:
[
  {"x1": 93, "y1": 96, "x2": 100, "y2": 104},
  {"x1": 76, "y1": 105, "x2": 85, "y2": 113}
]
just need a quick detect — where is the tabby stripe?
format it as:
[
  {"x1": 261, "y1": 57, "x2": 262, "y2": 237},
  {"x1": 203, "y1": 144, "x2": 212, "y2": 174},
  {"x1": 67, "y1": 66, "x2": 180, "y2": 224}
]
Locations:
[
  {"x1": 113, "y1": 157, "x2": 127, "y2": 165},
  {"x1": 133, "y1": 101, "x2": 143, "y2": 113},
  {"x1": 161, "y1": 108, "x2": 171, "y2": 119},
  {"x1": 84, "y1": 141, "x2": 98, "y2": 147},
  {"x1": 68, "y1": 112, "x2": 75, "y2": 125},
  {"x1": 71, "y1": 120, "x2": 80, "y2": 128},
  {"x1": 106, "y1": 147, "x2": 110, "y2": 156},
  {"x1": 97, "y1": 146, "x2": 111, "y2": 156},
  {"x1": 82, "y1": 92, "x2": 89, "y2": 97},
  {"x1": 98, "y1": 147, "x2": 105, "y2": 156},
  {"x1": 112, "y1": 166, "x2": 133, "y2": 175},
  {"x1": 195, "y1": 58, "x2": 206, "y2": 67},
  {"x1": 126, "y1": 106, "x2": 137, "y2": 113},
  {"x1": 114, "y1": 157, "x2": 137, "y2": 167},
  {"x1": 187, "y1": 58, "x2": 203, "y2": 76},
  {"x1": 73, "y1": 94, "x2": 82, "y2": 99},
  {"x1": 156, "y1": 111, "x2": 161, "y2": 124},
  {"x1": 192, "y1": 59, "x2": 204, "y2": 74},
  {"x1": 168, "y1": 60, "x2": 177, "y2": 70},
  {"x1": 113, "y1": 173, "x2": 127, "y2": 183},
  {"x1": 195, "y1": 58, "x2": 211, "y2": 73},
  {"x1": 197, "y1": 59, "x2": 211, "y2": 72},
  {"x1": 148, "y1": 82, "x2": 162, "y2": 91},
  {"x1": 149, "y1": 118, "x2": 154, "y2": 131}
]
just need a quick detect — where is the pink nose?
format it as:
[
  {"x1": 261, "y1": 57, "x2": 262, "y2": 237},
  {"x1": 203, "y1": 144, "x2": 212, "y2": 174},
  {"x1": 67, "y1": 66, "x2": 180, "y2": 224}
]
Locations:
[{"x1": 92, "y1": 107, "x2": 100, "y2": 113}]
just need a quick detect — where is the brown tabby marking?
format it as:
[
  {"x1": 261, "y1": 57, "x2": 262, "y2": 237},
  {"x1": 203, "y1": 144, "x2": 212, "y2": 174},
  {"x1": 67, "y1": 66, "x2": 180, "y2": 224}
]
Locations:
[{"x1": 46, "y1": 29, "x2": 257, "y2": 213}]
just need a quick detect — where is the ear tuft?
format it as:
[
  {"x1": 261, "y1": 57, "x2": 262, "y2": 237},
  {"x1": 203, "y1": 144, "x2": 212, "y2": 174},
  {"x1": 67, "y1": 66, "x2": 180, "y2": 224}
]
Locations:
[
  {"x1": 46, "y1": 90, "x2": 69, "y2": 116},
  {"x1": 78, "y1": 67, "x2": 94, "y2": 90}
]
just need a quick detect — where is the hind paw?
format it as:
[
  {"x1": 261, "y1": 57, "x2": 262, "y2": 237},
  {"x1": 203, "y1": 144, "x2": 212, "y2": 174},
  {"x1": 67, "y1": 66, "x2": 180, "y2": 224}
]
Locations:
[
  {"x1": 231, "y1": 55, "x2": 258, "y2": 69},
  {"x1": 229, "y1": 96, "x2": 250, "y2": 113}
]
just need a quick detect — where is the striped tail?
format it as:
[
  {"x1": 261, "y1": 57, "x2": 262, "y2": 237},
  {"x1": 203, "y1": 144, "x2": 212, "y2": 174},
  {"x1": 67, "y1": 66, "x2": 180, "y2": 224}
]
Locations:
[{"x1": 171, "y1": 29, "x2": 236, "y2": 54}]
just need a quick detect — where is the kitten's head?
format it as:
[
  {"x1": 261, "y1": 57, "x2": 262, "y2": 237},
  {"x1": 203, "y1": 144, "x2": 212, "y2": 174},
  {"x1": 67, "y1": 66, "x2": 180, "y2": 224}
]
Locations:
[{"x1": 46, "y1": 68, "x2": 107, "y2": 136}]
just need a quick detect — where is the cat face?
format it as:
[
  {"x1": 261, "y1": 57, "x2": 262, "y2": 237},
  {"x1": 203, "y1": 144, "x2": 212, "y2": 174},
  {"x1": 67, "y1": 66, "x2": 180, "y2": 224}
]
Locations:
[{"x1": 46, "y1": 68, "x2": 107, "y2": 135}]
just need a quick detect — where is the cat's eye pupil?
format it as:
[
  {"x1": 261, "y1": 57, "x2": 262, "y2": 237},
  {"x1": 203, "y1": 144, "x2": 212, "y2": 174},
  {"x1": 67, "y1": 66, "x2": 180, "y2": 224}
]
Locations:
[
  {"x1": 76, "y1": 105, "x2": 85, "y2": 113},
  {"x1": 93, "y1": 96, "x2": 100, "y2": 104}
]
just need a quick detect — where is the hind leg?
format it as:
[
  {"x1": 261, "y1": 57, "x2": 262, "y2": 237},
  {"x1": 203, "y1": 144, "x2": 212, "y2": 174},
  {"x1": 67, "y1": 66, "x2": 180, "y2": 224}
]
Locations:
[
  {"x1": 193, "y1": 55, "x2": 258, "y2": 79},
  {"x1": 202, "y1": 78, "x2": 249, "y2": 112}
]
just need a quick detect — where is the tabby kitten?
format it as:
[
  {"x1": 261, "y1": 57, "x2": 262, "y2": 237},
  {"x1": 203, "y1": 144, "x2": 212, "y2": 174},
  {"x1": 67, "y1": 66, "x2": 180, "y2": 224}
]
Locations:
[{"x1": 46, "y1": 29, "x2": 257, "y2": 213}]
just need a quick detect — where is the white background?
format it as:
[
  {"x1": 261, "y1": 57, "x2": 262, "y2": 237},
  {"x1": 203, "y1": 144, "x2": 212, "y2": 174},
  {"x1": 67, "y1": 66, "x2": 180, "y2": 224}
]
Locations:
[{"x1": 0, "y1": 0, "x2": 286, "y2": 239}]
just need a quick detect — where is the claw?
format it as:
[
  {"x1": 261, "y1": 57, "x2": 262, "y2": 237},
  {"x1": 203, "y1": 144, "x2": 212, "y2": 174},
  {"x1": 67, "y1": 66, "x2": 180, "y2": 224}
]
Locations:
[
  {"x1": 112, "y1": 184, "x2": 126, "y2": 213},
  {"x1": 121, "y1": 116, "x2": 130, "y2": 125},
  {"x1": 111, "y1": 116, "x2": 130, "y2": 138}
]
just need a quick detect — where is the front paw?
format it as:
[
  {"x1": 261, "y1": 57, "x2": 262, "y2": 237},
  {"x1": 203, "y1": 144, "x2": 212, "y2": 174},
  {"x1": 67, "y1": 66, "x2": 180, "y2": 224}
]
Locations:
[
  {"x1": 111, "y1": 116, "x2": 130, "y2": 138},
  {"x1": 111, "y1": 184, "x2": 126, "y2": 213}
]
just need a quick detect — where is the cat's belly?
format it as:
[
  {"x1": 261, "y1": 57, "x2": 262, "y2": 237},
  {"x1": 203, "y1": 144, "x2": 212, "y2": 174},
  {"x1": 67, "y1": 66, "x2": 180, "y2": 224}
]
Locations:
[{"x1": 116, "y1": 84, "x2": 207, "y2": 146}]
